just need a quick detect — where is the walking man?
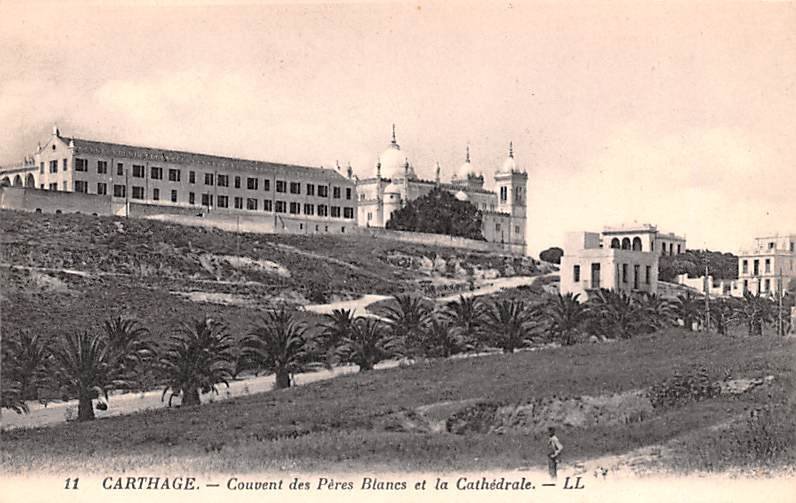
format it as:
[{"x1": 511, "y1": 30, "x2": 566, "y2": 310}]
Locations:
[{"x1": 547, "y1": 426, "x2": 563, "y2": 480}]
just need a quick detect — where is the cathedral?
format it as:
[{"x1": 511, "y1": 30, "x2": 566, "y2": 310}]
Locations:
[{"x1": 355, "y1": 126, "x2": 528, "y2": 255}]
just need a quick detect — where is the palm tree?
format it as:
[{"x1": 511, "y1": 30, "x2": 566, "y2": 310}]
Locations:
[
  {"x1": 244, "y1": 307, "x2": 319, "y2": 389},
  {"x1": 547, "y1": 293, "x2": 589, "y2": 345},
  {"x1": 383, "y1": 294, "x2": 431, "y2": 358},
  {"x1": 586, "y1": 289, "x2": 644, "y2": 340},
  {"x1": 319, "y1": 308, "x2": 356, "y2": 367},
  {"x1": 334, "y1": 317, "x2": 400, "y2": 371},
  {"x1": 483, "y1": 300, "x2": 537, "y2": 353},
  {"x1": 103, "y1": 316, "x2": 153, "y2": 389},
  {"x1": 636, "y1": 293, "x2": 676, "y2": 333},
  {"x1": 710, "y1": 297, "x2": 740, "y2": 336},
  {"x1": 738, "y1": 291, "x2": 775, "y2": 336},
  {"x1": 422, "y1": 315, "x2": 467, "y2": 357},
  {"x1": 159, "y1": 317, "x2": 236, "y2": 406},
  {"x1": 50, "y1": 331, "x2": 121, "y2": 421},
  {"x1": 673, "y1": 291, "x2": 702, "y2": 331},
  {"x1": 444, "y1": 295, "x2": 485, "y2": 350},
  {"x1": 1, "y1": 342, "x2": 29, "y2": 414},
  {"x1": 104, "y1": 316, "x2": 151, "y2": 361},
  {"x1": 4, "y1": 331, "x2": 51, "y2": 401}
]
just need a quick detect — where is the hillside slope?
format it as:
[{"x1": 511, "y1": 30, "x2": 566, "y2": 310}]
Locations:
[
  {"x1": 1, "y1": 330, "x2": 791, "y2": 474},
  {"x1": 0, "y1": 209, "x2": 538, "y2": 340}
]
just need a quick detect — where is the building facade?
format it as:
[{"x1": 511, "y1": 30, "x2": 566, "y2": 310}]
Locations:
[
  {"x1": 355, "y1": 127, "x2": 527, "y2": 255},
  {"x1": 731, "y1": 234, "x2": 796, "y2": 297},
  {"x1": 0, "y1": 126, "x2": 358, "y2": 235},
  {"x1": 601, "y1": 224, "x2": 686, "y2": 256},
  {"x1": 560, "y1": 229, "x2": 660, "y2": 301}
]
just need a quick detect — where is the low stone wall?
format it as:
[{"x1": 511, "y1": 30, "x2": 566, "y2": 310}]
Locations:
[
  {"x1": 0, "y1": 186, "x2": 121, "y2": 215},
  {"x1": 674, "y1": 274, "x2": 733, "y2": 297},
  {"x1": 0, "y1": 187, "x2": 526, "y2": 257},
  {"x1": 363, "y1": 227, "x2": 524, "y2": 256},
  {"x1": 134, "y1": 203, "x2": 355, "y2": 236},
  {"x1": 657, "y1": 281, "x2": 695, "y2": 299}
]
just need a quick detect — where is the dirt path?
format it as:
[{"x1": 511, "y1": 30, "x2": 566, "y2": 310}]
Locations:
[
  {"x1": 435, "y1": 275, "x2": 541, "y2": 303},
  {"x1": 0, "y1": 360, "x2": 402, "y2": 430},
  {"x1": 1, "y1": 263, "x2": 99, "y2": 277},
  {"x1": 304, "y1": 275, "x2": 541, "y2": 317},
  {"x1": 567, "y1": 414, "x2": 747, "y2": 479},
  {"x1": 305, "y1": 293, "x2": 392, "y2": 318}
]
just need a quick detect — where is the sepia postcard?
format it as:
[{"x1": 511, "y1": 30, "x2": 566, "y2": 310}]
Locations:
[{"x1": 0, "y1": 1, "x2": 793, "y2": 502}]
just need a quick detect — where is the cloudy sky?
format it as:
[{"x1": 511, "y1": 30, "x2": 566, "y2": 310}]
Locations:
[{"x1": 1, "y1": 1, "x2": 793, "y2": 255}]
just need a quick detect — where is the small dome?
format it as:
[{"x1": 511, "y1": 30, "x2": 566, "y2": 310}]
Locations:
[
  {"x1": 454, "y1": 190, "x2": 469, "y2": 201},
  {"x1": 453, "y1": 145, "x2": 476, "y2": 181},
  {"x1": 383, "y1": 182, "x2": 402, "y2": 194},
  {"x1": 456, "y1": 161, "x2": 476, "y2": 180},
  {"x1": 497, "y1": 157, "x2": 516, "y2": 174},
  {"x1": 497, "y1": 142, "x2": 524, "y2": 175}
]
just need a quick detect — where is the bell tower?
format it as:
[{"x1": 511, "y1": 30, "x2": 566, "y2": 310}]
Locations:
[{"x1": 494, "y1": 142, "x2": 528, "y2": 254}]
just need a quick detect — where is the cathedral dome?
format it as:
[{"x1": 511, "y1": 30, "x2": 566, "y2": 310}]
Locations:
[
  {"x1": 377, "y1": 124, "x2": 415, "y2": 179},
  {"x1": 379, "y1": 145, "x2": 406, "y2": 179}
]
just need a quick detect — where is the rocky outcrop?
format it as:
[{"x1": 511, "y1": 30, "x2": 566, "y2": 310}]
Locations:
[
  {"x1": 377, "y1": 376, "x2": 776, "y2": 436},
  {"x1": 378, "y1": 250, "x2": 538, "y2": 281}
]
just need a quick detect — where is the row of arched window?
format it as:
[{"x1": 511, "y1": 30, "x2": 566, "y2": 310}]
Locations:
[
  {"x1": 610, "y1": 236, "x2": 643, "y2": 251},
  {"x1": 1, "y1": 174, "x2": 36, "y2": 188}
]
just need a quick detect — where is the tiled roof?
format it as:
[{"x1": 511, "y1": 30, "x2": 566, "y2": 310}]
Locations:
[{"x1": 67, "y1": 138, "x2": 351, "y2": 183}]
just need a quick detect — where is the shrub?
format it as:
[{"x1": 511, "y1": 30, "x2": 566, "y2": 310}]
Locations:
[
  {"x1": 446, "y1": 402, "x2": 500, "y2": 434},
  {"x1": 539, "y1": 247, "x2": 563, "y2": 264},
  {"x1": 737, "y1": 407, "x2": 793, "y2": 465},
  {"x1": 688, "y1": 404, "x2": 795, "y2": 472},
  {"x1": 648, "y1": 367, "x2": 721, "y2": 409}
]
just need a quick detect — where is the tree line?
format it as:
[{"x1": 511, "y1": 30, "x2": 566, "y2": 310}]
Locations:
[
  {"x1": 658, "y1": 249, "x2": 739, "y2": 282},
  {"x1": 385, "y1": 187, "x2": 485, "y2": 241},
  {"x1": 2, "y1": 289, "x2": 790, "y2": 421}
]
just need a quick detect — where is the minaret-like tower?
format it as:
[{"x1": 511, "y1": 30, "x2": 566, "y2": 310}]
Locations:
[{"x1": 495, "y1": 141, "x2": 528, "y2": 255}]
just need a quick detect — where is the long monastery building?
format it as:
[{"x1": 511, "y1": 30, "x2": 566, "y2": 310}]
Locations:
[{"x1": 0, "y1": 125, "x2": 529, "y2": 255}]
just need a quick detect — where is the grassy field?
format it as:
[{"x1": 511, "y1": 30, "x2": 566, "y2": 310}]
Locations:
[{"x1": 2, "y1": 329, "x2": 792, "y2": 475}]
